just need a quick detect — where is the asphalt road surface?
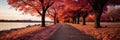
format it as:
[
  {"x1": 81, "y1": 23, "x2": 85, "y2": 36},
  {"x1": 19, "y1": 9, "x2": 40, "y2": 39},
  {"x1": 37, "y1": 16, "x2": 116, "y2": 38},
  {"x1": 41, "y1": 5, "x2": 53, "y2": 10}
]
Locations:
[{"x1": 49, "y1": 24, "x2": 96, "y2": 40}]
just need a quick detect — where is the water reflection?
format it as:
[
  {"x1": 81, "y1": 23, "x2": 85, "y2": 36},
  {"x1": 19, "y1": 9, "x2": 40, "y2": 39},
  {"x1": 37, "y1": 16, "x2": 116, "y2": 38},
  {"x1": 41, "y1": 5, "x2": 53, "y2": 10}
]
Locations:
[{"x1": 0, "y1": 22, "x2": 43, "y2": 31}]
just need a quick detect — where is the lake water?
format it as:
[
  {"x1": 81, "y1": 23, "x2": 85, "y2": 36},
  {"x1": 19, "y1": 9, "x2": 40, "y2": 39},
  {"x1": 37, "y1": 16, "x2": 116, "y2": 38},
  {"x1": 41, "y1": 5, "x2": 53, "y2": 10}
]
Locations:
[{"x1": 0, "y1": 22, "x2": 50, "y2": 31}]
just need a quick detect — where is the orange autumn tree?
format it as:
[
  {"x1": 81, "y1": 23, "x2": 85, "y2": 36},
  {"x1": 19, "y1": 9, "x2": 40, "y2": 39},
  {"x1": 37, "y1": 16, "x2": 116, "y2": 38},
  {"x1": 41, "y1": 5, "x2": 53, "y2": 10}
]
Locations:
[
  {"x1": 47, "y1": 7, "x2": 58, "y2": 24},
  {"x1": 87, "y1": 0, "x2": 120, "y2": 28},
  {"x1": 7, "y1": 0, "x2": 54, "y2": 27},
  {"x1": 46, "y1": 0, "x2": 64, "y2": 24},
  {"x1": 81, "y1": 8, "x2": 89, "y2": 25},
  {"x1": 87, "y1": 0, "x2": 108, "y2": 28},
  {"x1": 107, "y1": 8, "x2": 120, "y2": 22}
]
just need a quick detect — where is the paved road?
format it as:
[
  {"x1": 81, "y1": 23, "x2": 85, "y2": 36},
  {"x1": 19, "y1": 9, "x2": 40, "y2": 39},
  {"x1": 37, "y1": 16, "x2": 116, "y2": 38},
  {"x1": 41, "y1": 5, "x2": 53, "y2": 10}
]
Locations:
[{"x1": 49, "y1": 24, "x2": 96, "y2": 40}]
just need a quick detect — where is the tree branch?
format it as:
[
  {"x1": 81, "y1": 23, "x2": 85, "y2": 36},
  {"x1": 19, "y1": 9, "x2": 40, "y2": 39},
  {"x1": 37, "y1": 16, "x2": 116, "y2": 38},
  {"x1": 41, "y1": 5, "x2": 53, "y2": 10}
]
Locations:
[
  {"x1": 53, "y1": 7, "x2": 57, "y2": 14},
  {"x1": 45, "y1": 1, "x2": 54, "y2": 10},
  {"x1": 22, "y1": 0, "x2": 42, "y2": 16},
  {"x1": 39, "y1": 0, "x2": 44, "y2": 3},
  {"x1": 47, "y1": 10, "x2": 54, "y2": 17},
  {"x1": 87, "y1": 0, "x2": 93, "y2": 6}
]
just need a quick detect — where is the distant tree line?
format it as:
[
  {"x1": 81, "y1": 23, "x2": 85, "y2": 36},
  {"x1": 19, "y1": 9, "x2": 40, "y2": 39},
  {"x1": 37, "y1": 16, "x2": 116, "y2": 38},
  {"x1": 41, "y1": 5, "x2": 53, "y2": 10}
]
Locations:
[{"x1": 0, "y1": 20, "x2": 52, "y2": 23}]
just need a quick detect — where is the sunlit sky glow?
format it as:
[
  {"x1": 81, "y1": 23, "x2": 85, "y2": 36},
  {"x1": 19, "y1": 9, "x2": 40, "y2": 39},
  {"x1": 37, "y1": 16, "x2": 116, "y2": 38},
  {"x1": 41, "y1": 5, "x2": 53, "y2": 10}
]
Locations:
[{"x1": 0, "y1": 0, "x2": 51, "y2": 21}]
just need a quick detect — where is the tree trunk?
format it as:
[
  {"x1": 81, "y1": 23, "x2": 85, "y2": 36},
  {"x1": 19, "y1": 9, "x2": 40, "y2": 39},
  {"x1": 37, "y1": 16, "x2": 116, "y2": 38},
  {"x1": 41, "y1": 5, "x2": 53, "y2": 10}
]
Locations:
[
  {"x1": 41, "y1": 11, "x2": 46, "y2": 27},
  {"x1": 72, "y1": 17, "x2": 74, "y2": 24},
  {"x1": 83, "y1": 17, "x2": 86, "y2": 25},
  {"x1": 57, "y1": 19, "x2": 59, "y2": 23},
  {"x1": 95, "y1": 13, "x2": 101, "y2": 28},
  {"x1": 112, "y1": 17, "x2": 115, "y2": 22},
  {"x1": 77, "y1": 17, "x2": 80, "y2": 24},
  {"x1": 54, "y1": 16, "x2": 56, "y2": 24},
  {"x1": 75, "y1": 17, "x2": 77, "y2": 24}
]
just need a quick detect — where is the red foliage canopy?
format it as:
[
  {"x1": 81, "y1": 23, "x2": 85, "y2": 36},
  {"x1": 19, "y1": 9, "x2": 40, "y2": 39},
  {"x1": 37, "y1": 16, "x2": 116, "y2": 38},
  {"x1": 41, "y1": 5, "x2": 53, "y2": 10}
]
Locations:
[
  {"x1": 7, "y1": 0, "x2": 120, "y2": 21},
  {"x1": 7, "y1": 0, "x2": 55, "y2": 16}
]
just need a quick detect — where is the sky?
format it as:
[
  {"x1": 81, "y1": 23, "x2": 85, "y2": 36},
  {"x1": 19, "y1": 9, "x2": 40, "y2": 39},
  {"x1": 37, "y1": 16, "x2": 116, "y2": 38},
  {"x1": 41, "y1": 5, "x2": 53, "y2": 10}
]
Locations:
[{"x1": 0, "y1": 0, "x2": 51, "y2": 21}]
